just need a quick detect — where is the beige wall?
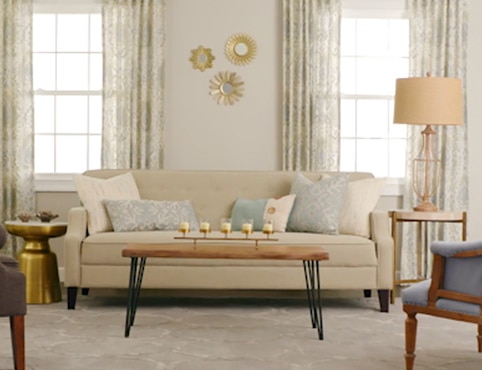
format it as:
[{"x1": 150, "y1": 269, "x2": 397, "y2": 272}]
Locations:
[
  {"x1": 467, "y1": 0, "x2": 482, "y2": 241},
  {"x1": 37, "y1": 0, "x2": 482, "y2": 269},
  {"x1": 164, "y1": 0, "x2": 282, "y2": 170}
]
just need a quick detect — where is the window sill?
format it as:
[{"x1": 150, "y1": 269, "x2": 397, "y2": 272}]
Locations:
[{"x1": 35, "y1": 174, "x2": 76, "y2": 192}]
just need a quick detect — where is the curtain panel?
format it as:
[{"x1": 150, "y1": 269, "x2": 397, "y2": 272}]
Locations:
[
  {"x1": 102, "y1": 0, "x2": 166, "y2": 169},
  {"x1": 0, "y1": 0, "x2": 35, "y2": 256},
  {"x1": 401, "y1": 0, "x2": 468, "y2": 279},
  {"x1": 282, "y1": 0, "x2": 341, "y2": 171}
]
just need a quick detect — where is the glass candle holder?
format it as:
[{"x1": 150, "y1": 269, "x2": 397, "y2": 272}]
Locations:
[
  {"x1": 220, "y1": 218, "x2": 232, "y2": 237},
  {"x1": 199, "y1": 219, "x2": 211, "y2": 236},
  {"x1": 241, "y1": 218, "x2": 253, "y2": 238},
  {"x1": 262, "y1": 220, "x2": 274, "y2": 238},
  {"x1": 178, "y1": 221, "x2": 190, "y2": 236}
]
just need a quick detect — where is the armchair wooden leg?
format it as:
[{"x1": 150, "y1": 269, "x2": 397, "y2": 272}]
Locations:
[
  {"x1": 10, "y1": 315, "x2": 25, "y2": 370},
  {"x1": 405, "y1": 312, "x2": 417, "y2": 370},
  {"x1": 477, "y1": 324, "x2": 481, "y2": 353}
]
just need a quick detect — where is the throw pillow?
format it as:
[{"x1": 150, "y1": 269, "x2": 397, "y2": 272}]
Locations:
[
  {"x1": 231, "y1": 198, "x2": 268, "y2": 231},
  {"x1": 262, "y1": 194, "x2": 296, "y2": 232},
  {"x1": 338, "y1": 177, "x2": 386, "y2": 237},
  {"x1": 103, "y1": 199, "x2": 199, "y2": 232},
  {"x1": 231, "y1": 194, "x2": 296, "y2": 232},
  {"x1": 287, "y1": 172, "x2": 349, "y2": 234},
  {"x1": 74, "y1": 172, "x2": 141, "y2": 234}
]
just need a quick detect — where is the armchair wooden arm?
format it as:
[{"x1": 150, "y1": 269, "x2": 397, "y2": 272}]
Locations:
[{"x1": 401, "y1": 242, "x2": 482, "y2": 370}]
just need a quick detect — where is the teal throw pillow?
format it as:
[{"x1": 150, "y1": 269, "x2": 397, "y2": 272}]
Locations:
[
  {"x1": 103, "y1": 199, "x2": 199, "y2": 232},
  {"x1": 231, "y1": 198, "x2": 268, "y2": 231},
  {"x1": 287, "y1": 173, "x2": 349, "y2": 234}
]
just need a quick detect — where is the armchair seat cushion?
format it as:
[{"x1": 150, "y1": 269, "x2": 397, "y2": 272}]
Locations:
[{"x1": 402, "y1": 279, "x2": 480, "y2": 316}]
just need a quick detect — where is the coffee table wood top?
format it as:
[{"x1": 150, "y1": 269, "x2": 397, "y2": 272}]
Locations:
[{"x1": 123, "y1": 243, "x2": 329, "y2": 261}]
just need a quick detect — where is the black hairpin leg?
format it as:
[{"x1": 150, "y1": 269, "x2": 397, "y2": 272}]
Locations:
[
  {"x1": 303, "y1": 260, "x2": 324, "y2": 340},
  {"x1": 124, "y1": 257, "x2": 147, "y2": 337}
]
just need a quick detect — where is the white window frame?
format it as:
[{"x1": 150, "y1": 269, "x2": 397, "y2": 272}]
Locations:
[
  {"x1": 33, "y1": 0, "x2": 102, "y2": 192},
  {"x1": 341, "y1": 0, "x2": 408, "y2": 196}
]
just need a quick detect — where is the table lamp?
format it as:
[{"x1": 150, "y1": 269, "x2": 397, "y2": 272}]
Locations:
[{"x1": 393, "y1": 73, "x2": 463, "y2": 212}]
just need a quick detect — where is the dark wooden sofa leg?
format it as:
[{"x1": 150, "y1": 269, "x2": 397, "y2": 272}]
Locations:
[
  {"x1": 10, "y1": 315, "x2": 25, "y2": 370},
  {"x1": 377, "y1": 289, "x2": 389, "y2": 312},
  {"x1": 364, "y1": 289, "x2": 372, "y2": 298},
  {"x1": 67, "y1": 287, "x2": 78, "y2": 309}
]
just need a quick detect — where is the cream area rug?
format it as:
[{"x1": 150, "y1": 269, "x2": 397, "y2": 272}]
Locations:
[{"x1": 0, "y1": 291, "x2": 480, "y2": 370}]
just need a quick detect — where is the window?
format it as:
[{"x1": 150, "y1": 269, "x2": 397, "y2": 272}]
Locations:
[
  {"x1": 33, "y1": 13, "x2": 102, "y2": 174},
  {"x1": 339, "y1": 17, "x2": 409, "y2": 178}
]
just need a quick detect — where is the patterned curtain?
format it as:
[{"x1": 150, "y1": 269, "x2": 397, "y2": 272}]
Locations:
[
  {"x1": 0, "y1": 0, "x2": 35, "y2": 256},
  {"x1": 401, "y1": 0, "x2": 468, "y2": 279},
  {"x1": 102, "y1": 0, "x2": 166, "y2": 169},
  {"x1": 282, "y1": 0, "x2": 341, "y2": 171}
]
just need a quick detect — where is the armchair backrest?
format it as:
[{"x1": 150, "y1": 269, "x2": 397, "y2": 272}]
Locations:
[
  {"x1": 428, "y1": 241, "x2": 482, "y2": 316},
  {"x1": 443, "y1": 256, "x2": 482, "y2": 296}
]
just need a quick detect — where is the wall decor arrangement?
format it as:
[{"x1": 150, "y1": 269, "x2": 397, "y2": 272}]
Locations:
[
  {"x1": 209, "y1": 71, "x2": 245, "y2": 105},
  {"x1": 224, "y1": 33, "x2": 257, "y2": 66},
  {"x1": 189, "y1": 45, "x2": 215, "y2": 72}
]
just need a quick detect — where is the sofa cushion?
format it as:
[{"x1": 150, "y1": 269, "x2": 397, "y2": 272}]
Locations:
[
  {"x1": 231, "y1": 194, "x2": 296, "y2": 232},
  {"x1": 104, "y1": 199, "x2": 199, "y2": 232},
  {"x1": 338, "y1": 177, "x2": 386, "y2": 237},
  {"x1": 74, "y1": 172, "x2": 141, "y2": 234},
  {"x1": 287, "y1": 173, "x2": 349, "y2": 234},
  {"x1": 81, "y1": 231, "x2": 377, "y2": 267}
]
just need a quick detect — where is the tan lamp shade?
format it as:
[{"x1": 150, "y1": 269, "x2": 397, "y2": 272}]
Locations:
[{"x1": 393, "y1": 77, "x2": 464, "y2": 126}]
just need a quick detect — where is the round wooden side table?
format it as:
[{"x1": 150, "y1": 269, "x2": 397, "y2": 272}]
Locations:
[{"x1": 5, "y1": 221, "x2": 67, "y2": 304}]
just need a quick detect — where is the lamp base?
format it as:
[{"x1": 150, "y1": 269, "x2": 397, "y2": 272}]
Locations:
[{"x1": 413, "y1": 201, "x2": 438, "y2": 212}]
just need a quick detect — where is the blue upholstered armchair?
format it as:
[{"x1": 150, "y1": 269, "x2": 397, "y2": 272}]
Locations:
[{"x1": 401, "y1": 240, "x2": 482, "y2": 370}]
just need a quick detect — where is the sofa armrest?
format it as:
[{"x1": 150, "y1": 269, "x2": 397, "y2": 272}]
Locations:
[
  {"x1": 64, "y1": 207, "x2": 87, "y2": 287},
  {"x1": 370, "y1": 210, "x2": 394, "y2": 289}
]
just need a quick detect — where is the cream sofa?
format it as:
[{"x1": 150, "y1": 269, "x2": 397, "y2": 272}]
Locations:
[{"x1": 64, "y1": 169, "x2": 393, "y2": 311}]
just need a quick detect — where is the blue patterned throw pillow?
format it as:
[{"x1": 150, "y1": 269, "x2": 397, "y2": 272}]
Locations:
[
  {"x1": 103, "y1": 199, "x2": 199, "y2": 232},
  {"x1": 287, "y1": 173, "x2": 349, "y2": 234}
]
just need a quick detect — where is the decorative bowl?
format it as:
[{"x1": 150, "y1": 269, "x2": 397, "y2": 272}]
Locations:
[
  {"x1": 17, "y1": 213, "x2": 32, "y2": 223},
  {"x1": 36, "y1": 211, "x2": 59, "y2": 223}
]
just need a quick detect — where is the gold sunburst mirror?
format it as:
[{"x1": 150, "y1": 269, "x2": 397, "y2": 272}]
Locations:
[
  {"x1": 189, "y1": 46, "x2": 215, "y2": 72},
  {"x1": 209, "y1": 71, "x2": 245, "y2": 105},
  {"x1": 224, "y1": 33, "x2": 257, "y2": 66}
]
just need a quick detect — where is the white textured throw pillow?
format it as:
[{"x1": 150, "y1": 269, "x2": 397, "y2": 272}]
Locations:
[
  {"x1": 104, "y1": 199, "x2": 199, "y2": 232},
  {"x1": 263, "y1": 194, "x2": 296, "y2": 232},
  {"x1": 287, "y1": 173, "x2": 349, "y2": 234},
  {"x1": 74, "y1": 172, "x2": 141, "y2": 234},
  {"x1": 338, "y1": 178, "x2": 386, "y2": 238}
]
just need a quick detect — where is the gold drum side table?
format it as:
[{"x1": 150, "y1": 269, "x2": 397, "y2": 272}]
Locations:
[{"x1": 5, "y1": 221, "x2": 67, "y2": 304}]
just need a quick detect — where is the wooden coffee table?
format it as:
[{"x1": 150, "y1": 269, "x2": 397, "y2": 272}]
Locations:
[{"x1": 122, "y1": 243, "x2": 329, "y2": 340}]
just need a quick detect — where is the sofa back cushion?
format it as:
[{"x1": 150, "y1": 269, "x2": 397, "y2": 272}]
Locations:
[
  {"x1": 74, "y1": 172, "x2": 141, "y2": 234},
  {"x1": 81, "y1": 170, "x2": 374, "y2": 232},
  {"x1": 338, "y1": 177, "x2": 386, "y2": 238}
]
